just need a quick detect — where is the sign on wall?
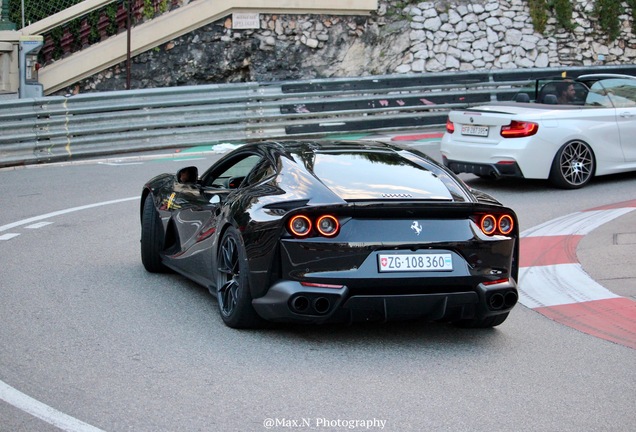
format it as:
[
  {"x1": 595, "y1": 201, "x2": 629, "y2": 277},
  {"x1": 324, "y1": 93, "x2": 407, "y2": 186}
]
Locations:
[{"x1": 232, "y1": 13, "x2": 260, "y2": 29}]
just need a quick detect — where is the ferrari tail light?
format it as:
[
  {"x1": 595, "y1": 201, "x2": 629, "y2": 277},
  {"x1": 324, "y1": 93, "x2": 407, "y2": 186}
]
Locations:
[
  {"x1": 316, "y1": 215, "x2": 339, "y2": 237},
  {"x1": 498, "y1": 215, "x2": 514, "y2": 235},
  {"x1": 288, "y1": 214, "x2": 341, "y2": 238},
  {"x1": 289, "y1": 215, "x2": 312, "y2": 237},
  {"x1": 500, "y1": 120, "x2": 538, "y2": 138},
  {"x1": 480, "y1": 215, "x2": 497, "y2": 235},
  {"x1": 477, "y1": 213, "x2": 515, "y2": 236},
  {"x1": 446, "y1": 118, "x2": 455, "y2": 134}
]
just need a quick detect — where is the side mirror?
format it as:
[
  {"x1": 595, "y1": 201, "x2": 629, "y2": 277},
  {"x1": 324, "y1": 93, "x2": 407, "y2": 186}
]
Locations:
[{"x1": 177, "y1": 166, "x2": 198, "y2": 184}]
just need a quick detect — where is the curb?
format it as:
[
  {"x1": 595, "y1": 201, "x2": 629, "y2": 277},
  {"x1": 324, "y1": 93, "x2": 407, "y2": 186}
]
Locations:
[{"x1": 519, "y1": 199, "x2": 636, "y2": 350}]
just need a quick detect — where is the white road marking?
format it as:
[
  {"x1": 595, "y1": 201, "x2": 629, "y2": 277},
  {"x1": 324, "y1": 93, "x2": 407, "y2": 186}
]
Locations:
[
  {"x1": 0, "y1": 381, "x2": 106, "y2": 432},
  {"x1": 0, "y1": 197, "x2": 138, "y2": 233},
  {"x1": 97, "y1": 162, "x2": 144, "y2": 166},
  {"x1": 1, "y1": 196, "x2": 138, "y2": 430},
  {"x1": 0, "y1": 233, "x2": 20, "y2": 240},
  {"x1": 25, "y1": 221, "x2": 54, "y2": 229}
]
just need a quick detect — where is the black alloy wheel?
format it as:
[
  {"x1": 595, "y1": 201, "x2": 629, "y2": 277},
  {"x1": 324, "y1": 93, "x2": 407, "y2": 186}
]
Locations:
[
  {"x1": 141, "y1": 196, "x2": 168, "y2": 273},
  {"x1": 216, "y1": 226, "x2": 263, "y2": 328},
  {"x1": 549, "y1": 140, "x2": 595, "y2": 189}
]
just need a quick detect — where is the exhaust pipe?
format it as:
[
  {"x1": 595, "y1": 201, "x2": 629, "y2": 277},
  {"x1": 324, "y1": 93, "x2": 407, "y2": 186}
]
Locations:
[
  {"x1": 488, "y1": 292, "x2": 505, "y2": 310},
  {"x1": 291, "y1": 296, "x2": 310, "y2": 313},
  {"x1": 504, "y1": 291, "x2": 518, "y2": 308},
  {"x1": 313, "y1": 297, "x2": 331, "y2": 314}
]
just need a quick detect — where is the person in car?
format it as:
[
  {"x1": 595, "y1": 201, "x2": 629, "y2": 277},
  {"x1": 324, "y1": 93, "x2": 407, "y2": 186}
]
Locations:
[{"x1": 557, "y1": 81, "x2": 576, "y2": 104}]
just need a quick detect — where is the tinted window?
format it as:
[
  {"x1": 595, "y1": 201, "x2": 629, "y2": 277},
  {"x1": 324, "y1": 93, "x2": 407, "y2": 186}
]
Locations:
[
  {"x1": 244, "y1": 159, "x2": 277, "y2": 186},
  {"x1": 310, "y1": 151, "x2": 452, "y2": 200},
  {"x1": 202, "y1": 154, "x2": 262, "y2": 188}
]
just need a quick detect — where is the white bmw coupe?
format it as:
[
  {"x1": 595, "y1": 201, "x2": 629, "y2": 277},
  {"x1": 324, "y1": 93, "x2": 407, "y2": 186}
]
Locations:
[{"x1": 441, "y1": 74, "x2": 636, "y2": 188}]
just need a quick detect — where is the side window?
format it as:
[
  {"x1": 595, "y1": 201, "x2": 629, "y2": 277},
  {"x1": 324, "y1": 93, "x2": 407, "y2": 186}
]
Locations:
[
  {"x1": 243, "y1": 159, "x2": 277, "y2": 186},
  {"x1": 202, "y1": 154, "x2": 262, "y2": 188},
  {"x1": 538, "y1": 80, "x2": 587, "y2": 105},
  {"x1": 586, "y1": 79, "x2": 636, "y2": 108},
  {"x1": 604, "y1": 79, "x2": 636, "y2": 108}
]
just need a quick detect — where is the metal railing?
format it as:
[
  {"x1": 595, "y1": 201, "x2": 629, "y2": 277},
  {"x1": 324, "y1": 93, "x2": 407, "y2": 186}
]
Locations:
[{"x1": 1, "y1": 64, "x2": 635, "y2": 168}]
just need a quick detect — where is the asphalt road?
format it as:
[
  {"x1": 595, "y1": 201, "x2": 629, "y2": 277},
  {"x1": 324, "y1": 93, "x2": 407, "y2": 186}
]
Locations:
[{"x1": 1, "y1": 142, "x2": 635, "y2": 432}]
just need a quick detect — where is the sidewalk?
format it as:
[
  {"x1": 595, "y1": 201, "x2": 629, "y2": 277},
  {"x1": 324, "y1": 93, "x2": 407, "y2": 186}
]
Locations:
[{"x1": 578, "y1": 208, "x2": 636, "y2": 300}]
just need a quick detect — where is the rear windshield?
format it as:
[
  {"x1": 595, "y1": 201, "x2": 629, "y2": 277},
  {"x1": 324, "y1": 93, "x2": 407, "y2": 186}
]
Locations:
[{"x1": 309, "y1": 151, "x2": 453, "y2": 201}]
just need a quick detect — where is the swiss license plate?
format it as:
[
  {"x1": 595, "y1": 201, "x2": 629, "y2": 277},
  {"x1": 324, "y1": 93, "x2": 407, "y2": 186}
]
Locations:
[
  {"x1": 461, "y1": 125, "x2": 489, "y2": 137},
  {"x1": 378, "y1": 253, "x2": 453, "y2": 272}
]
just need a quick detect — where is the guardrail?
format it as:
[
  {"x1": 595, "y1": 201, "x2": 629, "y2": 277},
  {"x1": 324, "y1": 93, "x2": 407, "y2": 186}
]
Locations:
[{"x1": 1, "y1": 64, "x2": 636, "y2": 167}]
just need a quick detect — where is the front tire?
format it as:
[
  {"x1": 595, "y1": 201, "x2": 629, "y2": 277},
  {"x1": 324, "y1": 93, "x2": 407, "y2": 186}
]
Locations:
[
  {"x1": 141, "y1": 196, "x2": 168, "y2": 273},
  {"x1": 549, "y1": 140, "x2": 595, "y2": 189},
  {"x1": 216, "y1": 226, "x2": 264, "y2": 329}
]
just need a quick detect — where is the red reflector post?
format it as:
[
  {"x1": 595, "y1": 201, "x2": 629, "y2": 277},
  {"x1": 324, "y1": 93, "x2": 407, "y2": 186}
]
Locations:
[
  {"x1": 300, "y1": 282, "x2": 344, "y2": 289},
  {"x1": 483, "y1": 278, "x2": 510, "y2": 286}
]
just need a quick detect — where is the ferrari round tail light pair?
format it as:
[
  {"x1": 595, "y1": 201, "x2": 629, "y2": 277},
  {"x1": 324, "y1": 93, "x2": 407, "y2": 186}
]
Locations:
[
  {"x1": 479, "y1": 214, "x2": 514, "y2": 236},
  {"x1": 288, "y1": 214, "x2": 339, "y2": 238}
]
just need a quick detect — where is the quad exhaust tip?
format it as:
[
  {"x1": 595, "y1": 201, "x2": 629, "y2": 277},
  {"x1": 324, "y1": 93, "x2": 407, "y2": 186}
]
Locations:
[
  {"x1": 488, "y1": 291, "x2": 518, "y2": 310},
  {"x1": 290, "y1": 295, "x2": 331, "y2": 315}
]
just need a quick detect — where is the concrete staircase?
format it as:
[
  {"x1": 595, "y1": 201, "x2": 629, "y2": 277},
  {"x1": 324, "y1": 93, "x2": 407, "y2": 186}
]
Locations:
[{"x1": 33, "y1": 0, "x2": 377, "y2": 94}]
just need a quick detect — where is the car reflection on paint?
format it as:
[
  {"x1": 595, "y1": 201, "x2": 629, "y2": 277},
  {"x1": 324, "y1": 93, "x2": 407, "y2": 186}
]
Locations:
[{"x1": 140, "y1": 140, "x2": 519, "y2": 329}]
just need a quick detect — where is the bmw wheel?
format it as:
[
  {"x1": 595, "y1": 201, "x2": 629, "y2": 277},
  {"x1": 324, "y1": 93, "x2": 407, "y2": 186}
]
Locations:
[
  {"x1": 549, "y1": 140, "x2": 595, "y2": 189},
  {"x1": 216, "y1": 226, "x2": 264, "y2": 329},
  {"x1": 141, "y1": 196, "x2": 168, "y2": 273}
]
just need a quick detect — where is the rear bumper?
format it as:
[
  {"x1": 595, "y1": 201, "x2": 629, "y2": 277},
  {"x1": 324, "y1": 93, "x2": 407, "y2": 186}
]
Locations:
[
  {"x1": 252, "y1": 279, "x2": 518, "y2": 324},
  {"x1": 443, "y1": 156, "x2": 524, "y2": 178}
]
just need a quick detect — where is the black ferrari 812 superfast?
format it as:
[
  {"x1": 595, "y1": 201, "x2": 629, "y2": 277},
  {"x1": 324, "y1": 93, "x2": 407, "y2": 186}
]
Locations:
[{"x1": 140, "y1": 140, "x2": 519, "y2": 328}]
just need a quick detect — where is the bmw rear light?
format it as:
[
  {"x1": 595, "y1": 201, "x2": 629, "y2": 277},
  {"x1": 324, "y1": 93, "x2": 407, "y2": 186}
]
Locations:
[
  {"x1": 288, "y1": 214, "x2": 340, "y2": 238},
  {"x1": 500, "y1": 120, "x2": 538, "y2": 138},
  {"x1": 475, "y1": 213, "x2": 515, "y2": 236},
  {"x1": 446, "y1": 118, "x2": 455, "y2": 134}
]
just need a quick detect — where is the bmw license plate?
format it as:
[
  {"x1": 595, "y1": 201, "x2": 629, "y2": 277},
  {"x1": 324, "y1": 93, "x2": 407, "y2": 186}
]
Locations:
[
  {"x1": 378, "y1": 253, "x2": 453, "y2": 272},
  {"x1": 461, "y1": 125, "x2": 489, "y2": 137}
]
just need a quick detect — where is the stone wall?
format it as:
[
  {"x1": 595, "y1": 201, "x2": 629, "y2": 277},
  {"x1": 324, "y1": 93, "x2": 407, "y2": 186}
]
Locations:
[
  {"x1": 72, "y1": 0, "x2": 636, "y2": 94},
  {"x1": 398, "y1": 0, "x2": 636, "y2": 72}
]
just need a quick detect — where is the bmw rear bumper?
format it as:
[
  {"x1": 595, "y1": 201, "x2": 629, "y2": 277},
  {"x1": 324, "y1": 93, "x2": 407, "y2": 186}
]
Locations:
[
  {"x1": 252, "y1": 279, "x2": 518, "y2": 324},
  {"x1": 443, "y1": 156, "x2": 524, "y2": 179}
]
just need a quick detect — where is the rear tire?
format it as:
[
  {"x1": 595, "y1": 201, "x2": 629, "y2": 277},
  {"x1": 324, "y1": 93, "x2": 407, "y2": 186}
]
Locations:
[
  {"x1": 455, "y1": 312, "x2": 509, "y2": 328},
  {"x1": 141, "y1": 196, "x2": 168, "y2": 273},
  {"x1": 216, "y1": 226, "x2": 265, "y2": 329},
  {"x1": 549, "y1": 140, "x2": 595, "y2": 189}
]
